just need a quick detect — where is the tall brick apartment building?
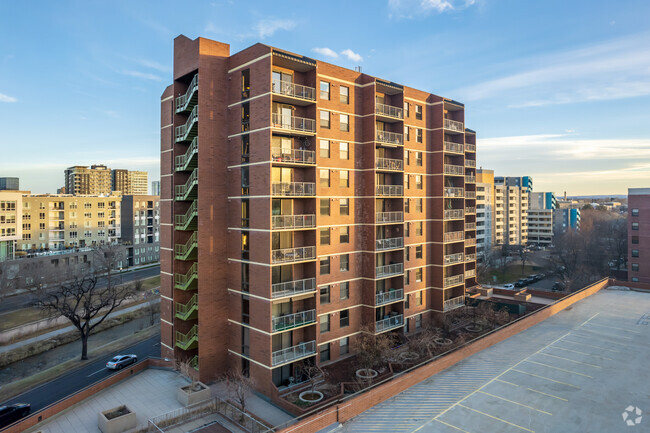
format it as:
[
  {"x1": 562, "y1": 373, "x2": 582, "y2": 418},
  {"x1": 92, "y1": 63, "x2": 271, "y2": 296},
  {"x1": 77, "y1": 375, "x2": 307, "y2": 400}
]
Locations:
[
  {"x1": 628, "y1": 188, "x2": 650, "y2": 284},
  {"x1": 160, "y1": 35, "x2": 478, "y2": 394}
]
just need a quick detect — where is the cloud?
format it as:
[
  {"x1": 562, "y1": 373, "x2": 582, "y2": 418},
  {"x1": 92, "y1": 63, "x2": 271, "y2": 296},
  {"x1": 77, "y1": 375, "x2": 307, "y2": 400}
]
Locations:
[
  {"x1": 421, "y1": 0, "x2": 453, "y2": 12},
  {"x1": 121, "y1": 70, "x2": 163, "y2": 81},
  {"x1": 0, "y1": 93, "x2": 17, "y2": 103},
  {"x1": 133, "y1": 58, "x2": 170, "y2": 73},
  {"x1": 388, "y1": 0, "x2": 478, "y2": 17},
  {"x1": 341, "y1": 49, "x2": 363, "y2": 62},
  {"x1": 255, "y1": 18, "x2": 296, "y2": 39},
  {"x1": 312, "y1": 47, "x2": 339, "y2": 59}
]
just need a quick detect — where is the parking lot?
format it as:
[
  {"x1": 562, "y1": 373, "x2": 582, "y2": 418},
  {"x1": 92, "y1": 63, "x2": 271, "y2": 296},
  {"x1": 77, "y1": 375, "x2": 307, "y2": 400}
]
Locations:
[{"x1": 341, "y1": 288, "x2": 650, "y2": 433}]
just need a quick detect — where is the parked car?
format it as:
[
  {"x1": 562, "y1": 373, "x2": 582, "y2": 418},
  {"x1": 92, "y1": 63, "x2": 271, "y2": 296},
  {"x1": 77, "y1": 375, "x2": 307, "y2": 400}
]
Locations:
[
  {"x1": 106, "y1": 354, "x2": 138, "y2": 370},
  {"x1": 0, "y1": 404, "x2": 31, "y2": 428},
  {"x1": 503, "y1": 283, "x2": 515, "y2": 289},
  {"x1": 552, "y1": 282, "x2": 566, "y2": 292},
  {"x1": 514, "y1": 280, "x2": 527, "y2": 288}
]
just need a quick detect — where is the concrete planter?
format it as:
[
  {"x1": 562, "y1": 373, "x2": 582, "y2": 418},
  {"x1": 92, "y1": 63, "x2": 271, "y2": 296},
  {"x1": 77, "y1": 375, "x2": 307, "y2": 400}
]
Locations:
[
  {"x1": 299, "y1": 390, "x2": 324, "y2": 403},
  {"x1": 355, "y1": 369, "x2": 378, "y2": 380},
  {"x1": 177, "y1": 381, "x2": 211, "y2": 406},
  {"x1": 98, "y1": 405, "x2": 136, "y2": 433}
]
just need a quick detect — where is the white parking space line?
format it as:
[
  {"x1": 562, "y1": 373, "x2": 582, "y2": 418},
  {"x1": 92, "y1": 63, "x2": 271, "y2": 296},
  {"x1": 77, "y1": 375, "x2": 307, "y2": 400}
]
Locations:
[
  {"x1": 559, "y1": 338, "x2": 620, "y2": 353},
  {"x1": 538, "y1": 352, "x2": 602, "y2": 368},
  {"x1": 584, "y1": 322, "x2": 641, "y2": 334},
  {"x1": 572, "y1": 328, "x2": 634, "y2": 340},
  {"x1": 546, "y1": 345, "x2": 612, "y2": 361},
  {"x1": 476, "y1": 390, "x2": 553, "y2": 415},
  {"x1": 456, "y1": 404, "x2": 535, "y2": 432},
  {"x1": 434, "y1": 418, "x2": 472, "y2": 433},
  {"x1": 510, "y1": 368, "x2": 580, "y2": 389},
  {"x1": 524, "y1": 359, "x2": 593, "y2": 378},
  {"x1": 526, "y1": 387, "x2": 569, "y2": 402}
]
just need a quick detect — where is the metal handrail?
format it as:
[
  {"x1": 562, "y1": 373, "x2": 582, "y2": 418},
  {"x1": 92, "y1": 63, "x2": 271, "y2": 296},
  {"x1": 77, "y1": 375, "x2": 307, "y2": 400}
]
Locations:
[
  {"x1": 175, "y1": 293, "x2": 198, "y2": 318},
  {"x1": 175, "y1": 169, "x2": 198, "y2": 201},
  {"x1": 271, "y1": 147, "x2": 316, "y2": 165},
  {"x1": 271, "y1": 182, "x2": 316, "y2": 197},
  {"x1": 376, "y1": 314, "x2": 404, "y2": 332},
  {"x1": 271, "y1": 278, "x2": 317, "y2": 299},
  {"x1": 376, "y1": 237, "x2": 404, "y2": 251},
  {"x1": 465, "y1": 222, "x2": 476, "y2": 230},
  {"x1": 444, "y1": 252, "x2": 465, "y2": 265},
  {"x1": 376, "y1": 130, "x2": 403, "y2": 145},
  {"x1": 465, "y1": 269, "x2": 476, "y2": 278},
  {"x1": 465, "y1": 253, "x2": 477, "y2": 261},
  {"x1": 272, "y1": 341, "x2": 316, "y2": 366},
  {"x1": 466, "y1": 206, "x2": 476, "y2": 214},
  {"x1": 465, "y1": 191, "x2": 476, "y2": 199},
  {"x1": 376, "y1": 263, "x2": 404, "y2": 278},
  {"x1": 443, "y1": 187, "x2": 464, "y2": 198},
  {"x1": 444, "y1": 118, "x2": 464, "y2": 132},
  {"x1": 443, "y1": 231, "x2": 465, "y2": 242},
  {"x1": 376, "y1": 185, "x2": 404, "y2": 196},
  {"x1": 271, "y1": 246, "x2": 316, "y2": 264},
  {"x1": 465, "y1": 143, "x2": 476, "y2": 152},
  {"x1": 444, "y1": 164, "x2": 465, "y2": 175},
  {"x1": 271, "y1": 214, "x2": 316, "y2": 230},
  {"x1": 444, "y1": 141, "x2": 464, "y2": 154},
  {"x1": 443, "y1": 296, "x2": 465, "y2": 311},
  {"x1": 175, "y1": 200, "x2": 198, "y2": 230},
  {"x1": 271, "y1": 113, "x2": 316, "y2": 133},
  {"x1": 271, "y1": 79, "x2": 316, "y2": 101},
  {"x1": 376, "y1": 157, "x2": 403, "y2": 171},
  {"x1": 465, "y1": 159, "x2": 476, "y2": 168},
  {"x1": 272, "y1": 310, "x2": 316, "y2": 332},
  {"x1": 376, "y1": 211, "x2": 404, "y2": 223},
  {"x1": 175, "y1": 74, "x2": 198, "y2": 113},
  {"x1": 174, "y1": 262, "x2": 198, "y2": 289},
  {"x1": 376, "y1": 102, "x2": 404, "y2": 119},
  {"x1": 175, "y1": 137, "x2": 198, "y2": 171},
  {"x1": 174, "y1": 232, "x2": 198, "y2": 260},
  {"x1": 175, "y1": 324, "x2": 198, "y2": 348},
  {"x1": 376, "y1": 289, "x2": 404, "y2": 306},
  {"x1": 465, "y1": 175, "x2": 476, "y2": 183},
  {"x1": 444, "y1": 209, "x2": 465, "y2": 220},
  {"x1": 443, "y1": 274, "x2": 464, "y2": 288},
  {"x1": 175, "y1": 105, "x2": 198, "y2": 142}
]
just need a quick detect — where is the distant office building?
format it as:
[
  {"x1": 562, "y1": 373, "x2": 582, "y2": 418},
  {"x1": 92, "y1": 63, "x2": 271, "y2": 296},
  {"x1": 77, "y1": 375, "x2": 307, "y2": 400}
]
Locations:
[
  {"x1": 628, "y1": 188, "x2": 650, "y2": 284},
  {"x1": 111, "y1": 169, "x2": 130, "y2": 195},
  {"x1": 120, "y1": 195, "x2": 160, "y2": 266},
  {"x1": 65, "y1": 165, "x2": 112, "y2": 196},
  {"x1": 151, "y1": 181, "x2": 160, "y2": 196},
  {"x1": 476, "y1": 169, "x2": 495, "y2": 256},
  {"x1": 495, "y1": 176, "x2": 533, "y2": 194},
  {"x1": 112, "y1": 169, "x2": 148, "y2": 195},
  {"x1": 528, "y1": 192, "x2": 556, "y2": 246},
  {"x1": 553, "y1": 207, "x2": 580, "y2": 235},
  {"x1": 57, "y1": 186, "x2": 66, "y2": 194},
  {"x1": 0, "y1": 177, "x2": 19, "y2": 191},
  {"x1": 494, "y1": 177, "x2": 529, "y2": 246},
  {"x1": 0, "y1": 190, "x2": 23, "y2": 260}
]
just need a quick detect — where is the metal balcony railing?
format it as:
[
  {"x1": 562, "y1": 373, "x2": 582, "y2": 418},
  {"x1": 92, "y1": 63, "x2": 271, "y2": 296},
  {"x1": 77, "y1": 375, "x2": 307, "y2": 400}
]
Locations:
[
  {"x1": 465, "y1": 253, "x2": 476, "y2": 261},
  {"x1": 465, "y1": 222, "x2": 476, "y2": 230},
  {"x1": 465, "y1": 143, "x2": 476, "y2": 152},
  {"x1": 465, "y1": 238, "x2": 477, "y2": 246},
  {"x1": 174, "y1": 262, "x2": 198, "y2": 290},
  {"x1": 175, "y1": 232, "x2": 198, "y2": 261},
  {"x1": 444, "y1": 141, "x2": 464, "y2": 154},
  {"x1": 443, "y1": 296, "x2": 465, "y2": 312},
  {"x1": 175, "y1": 105, "x2": 198, "y2": 142},
  {"x1": 376, "y1": 130, "x2": 403, "y2": 146},
  {"x1": 376, "y1": 211, "x2": 404, "y2": 224},
  {"x1": 376, "y1": 314, "x2": 404, "y2": 333},
  {"x1": 175, "y1": 325, "x2": 198, "y2": 350},
  {"x1": 376, "y1": 289, "x2": 404, "y2": 306},
  {"x1": 376, "y1": 237, "x2": 404, "y2": 251},
  {"x1": 465, "y1": 159, "x2": 476, "y2": 168},
  {"x1": 271, "y1": 246, "x2": 316, "y2": 264},
  {"x1": 271, "y1": 182, "x2": 316, "y2": 197},
  {"x1": 443, "y1": 274, "x2": 464, "y2": 288},
  {"x1": 444, "y1": 164, "x2": 465, "y2": 176},
  {"x1": 272, "y1": 341, "x2": 316, "y2": 366},
  {"x1": 376, "y1": 102, "x2": 404, "y2": 119},
  {"x1": 175, "y1": 200, "x2": 198, "y2": 231},
  {"x1": 271, "y1": 79, "x2": 316, "y2": 101},
  {"x1": 271, "y1": 148, "x2": 316, "y2": 165},
  {"x1": 465, "y1": 269, "x2": 476, "y2": 278},
  {"x1": 271, "y1": 278, "x2": 317, "y2": 299},
  {"x1": 444, "y1": 118, "x2": 464, "y2": 132},
  {"x1": 376, "y1": 185, "x2": 404, "y2": 196},
  {"x1": 175, "y1": 169, "x2": 198, "y2": 201},
  {"x1": 466, "y1": 206, "x2": 476, "y2": 214},
  {"x1": 443, "y1": 187, "x2": 464, "y2": 198},
  {"x1": 271, "y1": 214, "x2": 316, "y2": 230},
  {"x1": 175, "y1": 294, "x2": 198, "y2": 320},
  {"x1": 272, "y1": 310, "x2": 316, "y2": 332},
  {"x1": 444, "y1": 231, "x2": 465, "y2": 242},
  {"x1": 465, "y1": 191, "x2": 476, "y2": 199},
  {"x1": 271, "y1": 113, "x2": 316, "y2": 133},
  {"x1": 465, "y1": 175, "x2": 476, "y2": 183},
  {"x1": 175, "y1": 74, "x2": 198, "y2": 113},
  {"x1": 376, "y1": 263, "x2": 404, "y2": 278},
  {"x1": 376, "y1": 157, "x2": 403, "y2": 171},
  {"x1": 175, "y1": 137, "x2": 198, "y2": 172},
  {"x1": 444, "y1": 252, "x2": 465, "y2": 265},
  {"x1": 444, "y1": 209, "x2": 465, "y2": 220}
]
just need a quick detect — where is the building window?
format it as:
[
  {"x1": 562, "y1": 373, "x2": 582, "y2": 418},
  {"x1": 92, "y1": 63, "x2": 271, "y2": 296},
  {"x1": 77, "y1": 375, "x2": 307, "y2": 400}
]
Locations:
[
  {"x1": 340, "y1": 114, "x2": 349, "y2": 132},
  {"x1": 340, "y1": 227, "x2": 350, "y2": 243},
  {"x1": 320, "y1": 110, "x2": 330, "y2": 128},
  {"x1": 340, "y1": 170, "x2": 349, "y2": 188},
  {"x1": 320, "y1": 227, "x2": 330, "y2": 245},
  {"x1": 632, "y1": 277, "x2": 639, "y2": 282},
  {"x1": 340, "y1": 142, "x2": 349, "y2": 160},
  {"x1": 416, "y1": 221, "x2": 423, "y2": 236},
  {"x1": 340, "y1": 198, "x2": 349, "y2": 216},
  {"x1": 416, "y1": 198, "x2": 423, "y2": 213},
  {"x1": 319, "y1": 343, "x2": 330, "y2": 362},
  {"x1": 320, "y1": 169, "x2": 330, "y2": 187},
  {"x1": 631, "y1": 208, "x2": 639, "y2": 216},
  {"x1": 340, "y1": 281, "x2": 349, "y2": 300},
  {"x1": 340, "y1": 86, "x2": 349, "y2": 104},
  {"x1": 405, "y1": 247, "x2": 410, "y2": 261},
  {"x1": 405, "y1": 223, "x2": 410, "y2": 237},
  {"x1": 632, "y1": 249, "x2": 639, "y2": 257},
  {"x1": 320, "y1": 285, "x2": 330, "y2": 303},
  {"x1": 340, "y1": 253, "x2": 350, "y2": 271},
  {"x1": 404, "y1": 199, "x2": 410, "y2": 213},
  {"x1": 241, "y1": 69, "x2": 250, "y2": 98},
  {"x1": 320, "y1": 199, "x2": 330, "y2": 216},
  {"x1": 415, "y1": 267, "x2": 423, "y2": 282},
  {"x1": 415, "y1": 105, "x2": 422, "y2": 120},
  {"x1": 340, "y1": 337, "x2": 349, "y2": 355},
  {"x1": 416, "y1": 290, "x2": 423, "y2": 306},
  {"x1": 415, "y1": 152, "x2": 422, "y2": 166},
  {"x1": 320, "y1": 257, "x2": 330, "y2": 275},
  {"x1": 404, "y1": 126, "x2": 410, "y2": 141},
  {"x1": 632, "y1": 222, "x2": 639, "y2": 230},
  {"x1": 39, "y1": 223, "x2": 45, "y2": 230},
  {"x1": 416, "y1": 245, "x2": 423, "y2": 259},
  {"x1": 320, "y1": 315, "x2": 330, "y2": 333},
  {"x1": 320, "y1": 81, "x2": 330, "y2": 100},
  {"x1": 404, "y1": 102, "x2": 410, "y2": 117},
  {"x1": 632, "y1": 263, "x2": 639, "y2": 271},
  {"x1": 241, "y1": 135, "x2": 250, "y2": 163},
  {"x1": 319, "y1": 139, "x2": 330, "y2": 158},
  {"x1": 416, "y1": 175, "x2": 422, "y2": 190},
  {"x1": 416, "y1": 128, "x2": 422, "y2": 143},
  {"x1": 415, "y1": 313, "x2": 422, "y2": 329},
  {"x1": 405, "y1": 176, "x2": 410, "y2": 189},
  {"x1": 632, "y1": 236, "x2": 639, "y2": 244},
  {"x1": 340, "y1": 310, "x2": 350, "y2": 328},
  {"x1": 39, "y1": 212, "x2": 45, "y2": 219}
]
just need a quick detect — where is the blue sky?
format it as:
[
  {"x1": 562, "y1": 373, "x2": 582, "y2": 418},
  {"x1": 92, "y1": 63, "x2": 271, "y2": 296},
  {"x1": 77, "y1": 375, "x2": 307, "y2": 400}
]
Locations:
[{"x1": 1, "y1": 0, "x2": 649, "y2": 195}]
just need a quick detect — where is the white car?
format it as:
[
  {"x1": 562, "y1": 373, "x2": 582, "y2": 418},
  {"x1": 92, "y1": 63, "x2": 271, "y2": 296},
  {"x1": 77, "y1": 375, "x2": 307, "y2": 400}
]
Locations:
[
  {"x1": 503, "y1": 283, "x2": 515, "y2": 290},
  {"x1": 106, "y1": 354, "x2": 138, "y2": 370}
]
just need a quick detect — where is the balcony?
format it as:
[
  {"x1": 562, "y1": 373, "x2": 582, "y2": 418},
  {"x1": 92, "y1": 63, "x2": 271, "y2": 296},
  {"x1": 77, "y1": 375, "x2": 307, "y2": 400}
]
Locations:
[
  {"x1": 271, "y1": 214, "x2": 316, "y2": 230},
  {"x1": 444, "y1": 252, "x2": 465, "y2": 265},
  {"x1": 465, "y1": 206, "x2": 476, "y2": 214},
  {"x1": 443, "y1": 296, "x2": 465, "y2": 312},
  {"x1": 465, "y1": 175, "x2": 476, "y2": 183},
  {"x1": 465, "y1": 238, "x2": 477, "y2": 246},
  {"x1": 272, "y1": 310, "x2": 316, "y2": 332},
  {"x1": 376, "y1": 185, "x2": 404, "y2": 197},
  {"x1": 444, "y1": 164, "x2": 465, "y2": 176},
  {"x1": 443, "y1": 274, "x2": 464, "y2": 288},
  {"x1": 465, "y1": 143, "x2": 476, "y2": 153},
  {"x1": 376, "y1": 237, "x2": 404, "y2": 251},
  {"x1": 465, "y1": 222, "x2": 476, "y2": 230},
  {"x1": 376, "y1": 263, "x2": 404, "y2": 278},
  {"x1": 376, "y1": 314, "x2": 404, "y2": 333},
  {"x1": 271, "y1": 147, "x2": 316, "y2": 165},
  {"x1": 375, "y1": 102, "x2": 404, "y2": 120},
  {"x1": 465, "y1": 159, "x2": 476, "y2": 168},
  {"x1": 175, "y1": 105, "x2": 198, "y2": 143},
  {"x1": 175, "y1": 325, "x2": 198, "y2": 350},
  {"x1": 175, "y1": 169, "x2": 198, "y2": 201},
  {"x1": 175, "y1": 200, "x2": 198, "y2": 231},
  {"x1": 175, "y1": 294, "x2": 198, "y2": 321},
  {"x1": 176, "y1": 74, "x2": 198, "y2": 114},
  {"x1": 376, "y1": 157, "x2": 403, "y2": 171},
  {"x1": 175, "y1": 137, "x2": 198, "y2": 172},
  {"x1": 465, "y1": 269, "x2": 476, "y2": 278},
  {"x1": 376, "y1": 289, "x2": 404, "y2": 306},
  {"x1": 271, "y1": 182, "x2": 315, "y2": 197},
  {"x1": 444, "y1": 231, "x2": 465, "y2": 242},
  {"x1": 465, "y1": 191, "x2": 476, "y2": 199},
  {"x1": 465, "y1": 253, "x2": 476, "y2": 262},
  {"x1": 444, "y1": 118, "x2": 464, "y2": 133},
  {"x1": 271, "y1": 113, "x2": 316, "y2": 135},
  {"x1": 271, "y1": 246, "x2": 316, "y2": 264},
  {"x1": 444, "y1": 141, "x2": 464, "y2": 154},
  {"x1": 175, "y1": 232, "x2": 198, "y2": 261},
  {"x1": 272, "y1": 277, "x2": 317, "y2": 299},
  {"x1": 443, "y1": 187, "x2": 464, "y2": 198},
  {"x1": 376, "y1": 211, "x2": 404, "y2": 224},
  {"x1": 444, "y1": 209, "x2": 465, "y2": 220},
  {"x1": 189, "y1": 355, "x2": 198, "y2": 371},
  {"x1": 376, "y1": 130, "x2": 403, "y2": 146},
  {"x1": 175, "y1": 262, "x2": 198, "y2": 291},
  {"x1": 271, "y1": 80, "x2": 316, "y2": 103},
  {"x1": 272, "y1": 341, "x2": 316, "y2": 366}
]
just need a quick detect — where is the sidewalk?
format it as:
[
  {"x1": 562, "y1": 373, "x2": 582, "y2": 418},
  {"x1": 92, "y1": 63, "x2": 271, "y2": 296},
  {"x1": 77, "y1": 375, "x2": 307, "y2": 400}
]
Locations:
[{"x1": 210, "y1": 382, "x2": 294, "y2": 427}]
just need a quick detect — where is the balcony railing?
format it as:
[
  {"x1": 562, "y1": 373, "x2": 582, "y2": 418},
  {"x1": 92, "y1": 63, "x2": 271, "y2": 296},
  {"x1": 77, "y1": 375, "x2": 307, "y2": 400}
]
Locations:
[
  {"x1": 376, "y1": 103, "x2": 404, "y2": 119},
  {"x1": 175, "y1": 74, "x2": 198, "y2": 113},
  {"x1": 175, "y1": 137, "x2": 199, "y2": 172},
  {"x1": 465, "y1": 159, "x2": 476, "y2": 168},
  {"x1": 175, "y1": 325, "x2": 198, "y2": 350},
  {"x1": 376, "y1": 185, "x2": 404, "y2": 196},
  {"x1": 271, "y1": 182, "x2": 316, "y2": 197},
  {"x1": 376, "y1": 237, "x2": 404, "y2": 251},
  {"x1": 271, "y1": 113, "x2": 316, "y2": 133},
  {"x1": 465, "y1": 238, "x2": 477, "y2": 246},
  {"x1": 175, "y1": 294, "x2": 198, "y2": 321},
  {"x1": 376, "y1": 314, "x2": 404, "y2": 333},
  {"x1": 175, "y1": 262, "x2": 198, "y2": 291},
  {"x1": 443, "y1": 296, "x2": 465, "y2": 312},
  {"x1": 175, "y1": 200, "x2": 198, "y2": 231},
  {"x1": 271, "y1": 79, "x2": 316, "y2": 102},
  {"x1": 271, "y1": 277, "x2": 317, "y2": 299},
  {"x1": 444, "y1": 164, "x2": 465, "y2": 176},
  {"x1": 465, "y1": 175, "x2": 476, "y2": 183},
  {"x1": 465, "y1": 222, "x2": 476, "y2": 230},
  {"x1": 465, "y1": 269, "x2": 476, "y2": 278},
  {"x1": 271, "y1": 214, "x2": 316, "y2": 230},
  {"x1": 443, "y1": 187, "x2": 464, "y2": 198},
  {"x1": 444, "y1": 209, "x2": 465, "y2": 220},
  {"x1": 465, "y1": 143, "x2": 476, "y2": 152},
  {"x1": 376, "y1": 263, "x2": 404, "y2": 278},
  {"x1": 443, "y1": 274, "x2": 464, "y2": 288},
  {"x1": 175, "y1": 105, "x2": 198, "y2": 143},
  {"x1": 376, "y1": 211, "x2": 404, "y2": 224},
  {"x1": 444, "y1": 252, "x2": 465, "y2": 265},
  {"x1": 376, "y1": 130, "x2": 403, "y2": 146},
  {"x1": 465, "y1": 191, "x2": 476, "y2": 199},
  {"x1": 271, "y1": 148, "x2": 316, "y2": 165},
  {"x1": 444, "y1": 118, "x2": 464, "y2": 133},
  {"x1": 444, "y1": 231, "x2": 465, "y2": 242},
  {"x1": 376, "y1": 157, "x2": 403, "y2": 171},
  {"x1": 465, "y1": 207, "x2": 476, "y2": 214},
  {"x1": 175, "y1": 169, "x2": 198, "y2": 201},
  {"x1": 272, "y1": 310, "x2": 316, "y2": 332},
  {"x1": 175, "y1": 232, "x2": 198, "y2": 261},
  {"x1": 271, "y1": 246, "x2": 316, "y2": 264},
  {"x1": 272, "y1": 341, "x2": 316, "y2": 366},
  {"x1": 465, "y1": 253, "x2": 476, "y2": 261},
  {"x1": 444, "y1": 141, "x2": 464, "y2": 154},
  {"x1": 376, "y1": 289, "x2": 404, "y2": 306}
]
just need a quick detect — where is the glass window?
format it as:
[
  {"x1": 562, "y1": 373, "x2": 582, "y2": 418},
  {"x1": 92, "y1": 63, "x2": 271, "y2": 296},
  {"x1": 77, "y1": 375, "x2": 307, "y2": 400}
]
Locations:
[
  {"x1": 320, "y1": 199, "x2": 330, "y2": 216},
  {"x1": 320, "y1": 343, "x2": 330, "y2": 362},
  {"x1": 631, "y1": 208, "x2": 639, "y2": 216},
  {"x1": 404, "y1": 102, "x2": 409, "y2": 117},
  {"x1": 416, "y1": 290, "x2": 423, "y2": 305},
  {"x1": 405, "y1": 223, "x2": 410, "y2": 237},
  {"x1": 632, "y1": 263, "x2": 639, "y2": 271},
  {"x1": 340, "y1": 310, "x2": 350, "y2": 328},
  {"x1": 320, "y1": 110, "x2": 330, "y2": 128},
  {"x1": 416, "y1": 267, "x2": 423, "y2": 282},
  {"x1": 320, "y1": 227, "x2": 330, "y2": 245},
  {"x1": 340, "y1": 227, "x2": 349, "y2": 243},
  {"x1": 340, "y1": 170, "x2": 349, "y2": 188},
  {"x1": 416, "y1": 152, "x2": 422, "y2": 166},
  {"x1": 320, "y1": 81, "x2": 330, "y2": 100},
  {"x1": 340, "y1": 281, "x2": 349, "y2": 300},
  {"x1": 404, "y1": 126, "x2": 410, "y2": 141},
  {"x1": 320, "y1": 139, "x2": 330, "y2": 158},
  {"x1": 340, "y1": 337, "x2": 349, "y2": 355},
  {"x1": 320, "y1": 169, "x2": 330, "y2": 187},
  {"x1": 416, "y1": 245, "x2": 423, "y2": 259},
  {"x1": 340, "y1": 253, "x2": 350, "y2": 271},
  {"x1": 320, "y1": 315, "x2": 330, "y2": 333},
  {"x1": 632, "y1": 222, "x2": 639, "y2": 230},
  {"x1": 340, "y1": 114, "x2": 349, "y2": 132},
  {"x1": 340, "y1": 198, "x2": 349, "y2": 216},
  {"x1": 416, "y1": 198, "x2": 423, "y2": 213},
  {"x1": 416, "y1": 128, "x2": 422, "y2": 143},
  {"x1": 416, "y1": 175, "x2": 423, "y2": 190},
  {"x1": 405, "y1": 271, "x2": 410, "y2": 286},
  {"x1": 320, "y1": 257, "x2": 330, "y2": 275},
  {"x1": 632, "y1": 236, "x2": 639, "y2": 244},
  {"x1": 632, "y1": 249, "x2": 639, "y2": 257},
  {"x1": 340, "y1": 142, "x2": 349, "y2": 160},
  {"x1": 404, "y1": 199, "x2": 410, "y2": 213},
  {"x1": 340, "y1": 86, "x2": 349, "y2": 104},
  {"x1": 415, "y1": 105, "x2": 422, "y2": 120},
  {"x1": 320, "y1": 285, "x2": 330, "y2": 303},
  {"x1": 415, "y1": 313, "x2": 422, "y2": 329}
]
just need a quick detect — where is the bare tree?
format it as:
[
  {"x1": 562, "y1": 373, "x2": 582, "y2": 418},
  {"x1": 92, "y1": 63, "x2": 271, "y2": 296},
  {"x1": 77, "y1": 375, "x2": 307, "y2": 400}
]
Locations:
[
  {"x1": 296, "y1": 360, "x2": 323, "y2": 397},
  {"x1": 518, "y1": 246, "x2": 529, "y2": 276},
  {"x1": 225, "y1": 369, "x2": 256, "y2": 416},
  {"x1": 498, "y1": 242, "x2": 509, "y2": 281},
  {"x1": 356, "y1": 327, "x2": 393, "y2": 377},
  {"x1": 476, "y1": 249, "x2": 496, "y2": 284}
]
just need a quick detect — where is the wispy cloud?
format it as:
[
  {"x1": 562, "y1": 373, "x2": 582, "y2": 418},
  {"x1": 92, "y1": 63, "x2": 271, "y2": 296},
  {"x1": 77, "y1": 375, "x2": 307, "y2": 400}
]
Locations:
[
  {"x1": 120, "y1": 70, "x2": 163, "y2": 82},
  {"x1": 388, "y1": 0, "x2": 479, "y2": 17},
  {"x1": 0, "y1": 93, "x2": 17, "y2": 103},
  {"x1": 312, "y1": 47, "x2": 339, "y2": 59},
  {"x1": 255, "y1": 18, "x2": 296, "y2": 39},
  {"x1": 341, "y1": 49, "x2": 363, "y2": 62},
  {"x1": 133, "y1": 58, "x2": 170, "y2": 73}
]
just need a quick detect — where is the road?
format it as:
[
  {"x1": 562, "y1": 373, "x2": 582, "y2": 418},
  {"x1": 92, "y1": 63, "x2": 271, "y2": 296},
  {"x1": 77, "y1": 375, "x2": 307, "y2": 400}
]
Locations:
[
  {"x1": 0, "y1": 265, "x2": 160, "y2": 314},
  {"x1": 0, "y1": 334, "x2": 161, "y2": 412}
]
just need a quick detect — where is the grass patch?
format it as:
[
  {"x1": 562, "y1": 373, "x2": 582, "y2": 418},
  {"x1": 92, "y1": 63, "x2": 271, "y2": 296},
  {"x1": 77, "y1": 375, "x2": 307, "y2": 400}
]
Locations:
[
  {"x1": 139, "y1": 275, "x2": 160, "y2": 291},
  {"x1": 487, "y1": 264, "x2": 541, "y2": 284},
  {"x1": 0, "y1": 308, "x2": 51, "y2": 332}
]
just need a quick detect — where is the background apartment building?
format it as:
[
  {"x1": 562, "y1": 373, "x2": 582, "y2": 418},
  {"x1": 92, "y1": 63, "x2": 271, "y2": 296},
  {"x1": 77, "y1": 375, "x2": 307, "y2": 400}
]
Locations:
[
  {"x1": 0, "y1": 177, "x2": 20, "y2": 191},
  {"x1": 160, "y1": 36, "x2": 478, "y2": 395},
  {"x1": 553, "y1": 199, "x2": 581, "y2": 235},
  {"x1": 494, "y1": 176, "x2": 530, "y2": 246},
  {"x1": 628, "y1": 188, "x2": 649, "y2": 283},
  {"x1": 152, "y1": 180, "x2": 161, "y2": 196},
  {"x1": 476, "y1": 169, "x2": 494, "y2": 257},
  {"x1": 527, "y1": 192, "x2": 557, "y2": 246},
  {"x1": 0, "y1": 191, "x2": 23, "y2": 260},
  {"x1": 112, "y1": 169, "x2": 148, "y2": 195},
  {"x1": 120, "y1": 195, "x2": 160, "y2": 266},
  {"x1": 65, "y1": 164, "x2": 112, "y2": 195}
]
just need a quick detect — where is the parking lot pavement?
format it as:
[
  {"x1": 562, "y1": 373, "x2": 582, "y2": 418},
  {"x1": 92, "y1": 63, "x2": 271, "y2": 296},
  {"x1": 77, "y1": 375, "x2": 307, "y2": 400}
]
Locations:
[{"x1": 341, "y1": 289, "x2": 650, "y2": 433}]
